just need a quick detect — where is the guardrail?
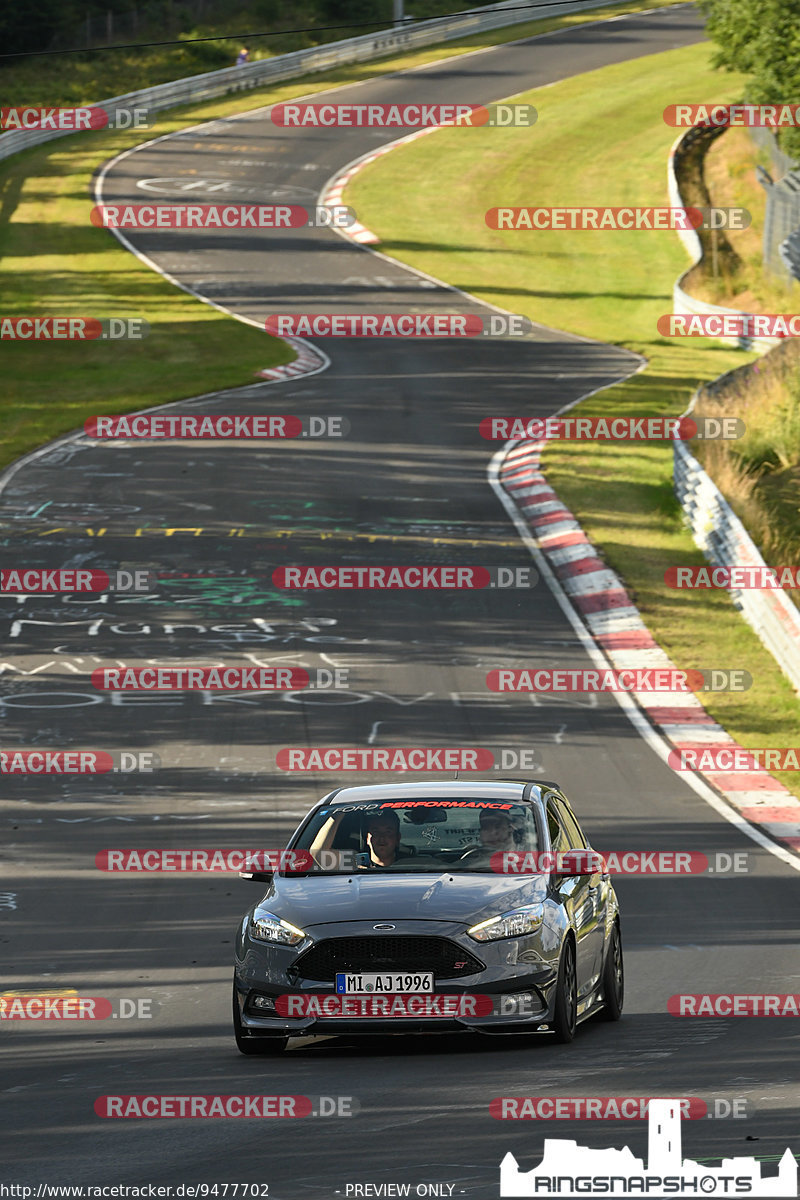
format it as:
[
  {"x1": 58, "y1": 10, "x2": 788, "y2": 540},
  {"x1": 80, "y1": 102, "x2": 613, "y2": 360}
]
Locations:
[
  {"x1": 670, "y1": 123, "x2": 800, "y2": 694},
  {"x1": 667, "y1": 127, "x2": 779, "y2": 352},
  {"x1": 780, "y1": 225, "x2": 800, "y2": 281},
  {"x1": 0, "y1": 0, "x2": 617, "y2": 165},
  {"x1": 673, "y1": 434, "x2": 800, "y2": 695}
]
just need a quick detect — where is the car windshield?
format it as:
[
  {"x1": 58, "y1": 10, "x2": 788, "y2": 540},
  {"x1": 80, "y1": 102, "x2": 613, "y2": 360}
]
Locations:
[{"x1": 289, "y1": 798, "x2": 539, "y2": 873}]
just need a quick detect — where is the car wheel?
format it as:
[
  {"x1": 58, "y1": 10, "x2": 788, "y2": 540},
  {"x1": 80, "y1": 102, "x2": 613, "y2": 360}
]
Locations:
[
  {"x1": 552, "y1": 939, "x2": 577, "y2": 1043},
  {"x1": 233, "y1": 983, "x2": 288, "y2": 1056},
  {"x1": 599, "y1": 923, "x2": 624, "y2": 1021}
]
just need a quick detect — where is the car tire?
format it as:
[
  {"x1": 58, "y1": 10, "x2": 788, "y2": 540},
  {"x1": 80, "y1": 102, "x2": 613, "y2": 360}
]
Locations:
[
  {"x1": 233, "y1": 983, "x2": 288, "y2": 1056},
  {"x1": 599, "y1": 923, "x2": 624, "y2": 1021},
  {"x1": 551, "y1": 939, "x2": 577, "y2": 1043}
]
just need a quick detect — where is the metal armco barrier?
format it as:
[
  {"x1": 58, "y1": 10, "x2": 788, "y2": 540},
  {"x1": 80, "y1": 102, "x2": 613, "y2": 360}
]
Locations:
[
  {"x1": 0, "y1": 0, "x2": 617, "y2": 164},
  {"x1": 670, "y1": 123, "x2": 800, "y2": 695},
  {"x1": 673, "y1": 434, "x2": 800, "y2": 696},
  {"x1": 667, "y1": 128, "x2": 780, "y2": 352},
  {"x1": 780, "y1": 226, "x2": 800, "y2": 280}
]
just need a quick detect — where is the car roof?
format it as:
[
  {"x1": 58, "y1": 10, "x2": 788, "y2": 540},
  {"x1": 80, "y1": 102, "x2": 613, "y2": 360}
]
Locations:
[{"x1": 319, "y1": 779, "x2": 563, "y2": 805}]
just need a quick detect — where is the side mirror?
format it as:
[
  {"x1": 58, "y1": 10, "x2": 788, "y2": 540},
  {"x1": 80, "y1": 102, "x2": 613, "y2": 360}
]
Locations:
[
  {"x1": 239, "y1": 870, "x2": 274, "y2": 883},
  {"x1": 558, "y1": 850, "x2": 604, "y2": 877}
]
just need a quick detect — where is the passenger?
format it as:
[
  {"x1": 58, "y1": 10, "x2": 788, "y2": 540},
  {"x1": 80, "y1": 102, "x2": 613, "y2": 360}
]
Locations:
[{"x1": 477, "y1": 808, "x2": 517, "y2": 851}]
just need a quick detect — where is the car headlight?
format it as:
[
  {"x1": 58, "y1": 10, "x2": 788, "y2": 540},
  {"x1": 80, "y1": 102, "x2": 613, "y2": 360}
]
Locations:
[
  {"x1": 467, "y1": 904, "x2": 544, "y2": 942},
  {"x1": 250, "y1": 913, "x2": 306, "y2": 946}
]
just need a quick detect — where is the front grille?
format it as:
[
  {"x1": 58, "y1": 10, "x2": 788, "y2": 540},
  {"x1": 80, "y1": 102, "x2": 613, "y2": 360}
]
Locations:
[{"x1": 294, "y1": 936, "x2": 484, "y2": 982}]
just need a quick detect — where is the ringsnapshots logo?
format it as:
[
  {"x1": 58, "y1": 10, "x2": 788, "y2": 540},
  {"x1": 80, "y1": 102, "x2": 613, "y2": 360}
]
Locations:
[
  {"x1": 486, "y1": 668, "x2": 752, "y2": 693},
  {"x1": 264, "y1": 314, "x2": 531, "y2": 338},
  {"x1": 272, "y1": 566, "x2": 537, "y2": 589},
  {"x1": 271, "y1": 102, "x2": 537, "y2": 128},
  {"x1": 90, "y1": 204, "x2": 354, "y2": 230},
  {"x1": 1, "y1": 318, "x2": 149, "y2": 340},
  {"x1": 84, "y1": 414, "x2": 349, "y2": 439},
  {"x1": 499, "y1": 1099, "x2": 798, "y2": 1197},
  {"x1": 1, "y1": 568, "x2": 154, "y2": 593},
  {"x1": 1, "y1": 106, "x2": 153, "y2": 131},
  {"x1": 486, "y1": 207, "x2": 750, "y2": 231},
  {"x1": 480, "y1": 416, "x2": 745, "y2": 441}
]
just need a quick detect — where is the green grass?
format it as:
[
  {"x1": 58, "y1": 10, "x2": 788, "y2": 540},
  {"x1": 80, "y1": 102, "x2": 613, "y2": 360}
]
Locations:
[
  {"x1": 0, "y1": 0, "x2": 688, "y2": 473},
  {"x1": 344, "y1": 40, "x2": 800, "y2": 801}
]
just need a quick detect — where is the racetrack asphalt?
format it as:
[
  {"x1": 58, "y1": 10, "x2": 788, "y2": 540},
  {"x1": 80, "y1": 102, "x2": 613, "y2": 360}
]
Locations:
[{"x1": 2, "y1": 5, "x2": 799, "y2": 1193}]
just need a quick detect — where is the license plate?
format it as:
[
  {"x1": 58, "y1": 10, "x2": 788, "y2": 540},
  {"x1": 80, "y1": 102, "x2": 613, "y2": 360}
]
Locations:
[{"x1": 335, "y1": 972, "x2": 434, "y2": 994}]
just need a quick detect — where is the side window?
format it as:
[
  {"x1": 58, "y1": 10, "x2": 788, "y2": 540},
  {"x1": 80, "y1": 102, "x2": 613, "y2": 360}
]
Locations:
[
  {"x1": 546, "y1": 798, "x2": 568, "y2": 855},
  {"x1": 555, "y1": 798, "x2": 587, "y2": 850}
]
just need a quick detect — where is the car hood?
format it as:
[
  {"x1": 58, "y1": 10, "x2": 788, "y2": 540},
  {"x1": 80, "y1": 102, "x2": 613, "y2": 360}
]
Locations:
[{"x1": 262, "y1": 871, "x2": 547, "y2": 928}]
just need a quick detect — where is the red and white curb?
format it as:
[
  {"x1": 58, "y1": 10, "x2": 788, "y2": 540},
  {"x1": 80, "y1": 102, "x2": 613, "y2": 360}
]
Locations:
[
  {"x1": 258, "y1": 336, "x2": 328, "y2": 380},
  {"x1": 319, "y1": 126, "x2": 439, "y2": 246},
  {"x1": 500, "y1": 437, "x2": 800, "y2": 859}
]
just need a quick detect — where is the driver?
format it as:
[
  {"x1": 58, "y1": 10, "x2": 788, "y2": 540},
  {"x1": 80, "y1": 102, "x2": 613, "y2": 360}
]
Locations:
[{"x1": 364, "y1": 810, "x2": 403, "y2": 867}]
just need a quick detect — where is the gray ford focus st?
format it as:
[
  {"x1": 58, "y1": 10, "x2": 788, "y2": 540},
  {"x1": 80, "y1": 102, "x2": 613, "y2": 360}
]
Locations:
[{"x1": 232, "y1": 780, "x2": 623, "y2": 1054}]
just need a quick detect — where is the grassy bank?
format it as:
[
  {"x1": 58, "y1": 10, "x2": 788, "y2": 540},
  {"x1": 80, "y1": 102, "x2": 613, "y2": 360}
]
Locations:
[{"x1": 344, "y1": 40, "x2": 800, "y2": 797}]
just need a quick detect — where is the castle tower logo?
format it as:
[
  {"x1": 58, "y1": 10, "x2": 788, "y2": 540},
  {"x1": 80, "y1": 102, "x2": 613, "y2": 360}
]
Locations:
[{"x1": 500, "y1": 1099, "x2": 797, "y2": 1197}]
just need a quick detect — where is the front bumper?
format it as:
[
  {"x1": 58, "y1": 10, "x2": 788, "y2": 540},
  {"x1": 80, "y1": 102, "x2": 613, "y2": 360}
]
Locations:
[{"x1": 234, "y1": 916, "x2": 564, "y2": 1038}]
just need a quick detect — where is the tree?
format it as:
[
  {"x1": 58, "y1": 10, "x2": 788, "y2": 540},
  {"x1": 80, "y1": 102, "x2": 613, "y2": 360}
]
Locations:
[{"x1": 698, "y1": 0, "x2": 800, "y2": 159}]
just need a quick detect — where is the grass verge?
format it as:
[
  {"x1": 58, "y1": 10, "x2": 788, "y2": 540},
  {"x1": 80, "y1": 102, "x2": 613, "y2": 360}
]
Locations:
[{"x1": 344, "y1": 39, "x2": 800, "y2": 799}]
